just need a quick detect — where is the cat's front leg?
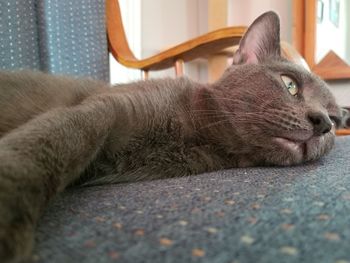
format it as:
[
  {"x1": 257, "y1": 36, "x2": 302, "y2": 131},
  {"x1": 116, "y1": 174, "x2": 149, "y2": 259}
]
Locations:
[{"x1": 0, "y1": 97, "x2": 117, "y2": 262}]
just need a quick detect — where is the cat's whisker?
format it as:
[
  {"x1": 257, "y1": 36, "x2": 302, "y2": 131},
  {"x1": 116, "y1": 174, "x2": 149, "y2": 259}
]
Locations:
[
  {"x1": 195, "y1": 114, "x2": 229, "y2": 117},
  {"x1": 196, "y1": 97, "x2": 260, "y2": 105},
  {"x1": 192, "y1": 109, "x2": 235, "y2": 114},
  {"x1": 199, "y1": 119, "x2": 231, "y2": 130},
  {"x1": 193, "y1": 110, "x2": 262, "y2": 117}
]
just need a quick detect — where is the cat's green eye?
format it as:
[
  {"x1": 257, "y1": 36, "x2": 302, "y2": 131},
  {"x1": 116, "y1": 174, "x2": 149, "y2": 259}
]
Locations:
[{"x1": 281, "y1": 75, "x2": 298, "y2": 96}]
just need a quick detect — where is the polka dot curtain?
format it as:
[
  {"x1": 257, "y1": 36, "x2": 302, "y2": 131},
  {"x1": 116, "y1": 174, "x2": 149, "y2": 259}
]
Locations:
[
  {"x1": 0, "y1": 0, "x2": 41, "y2": 70},
  {"x1": 0, "y1": 0, "x2": 109, "y2": 82}
]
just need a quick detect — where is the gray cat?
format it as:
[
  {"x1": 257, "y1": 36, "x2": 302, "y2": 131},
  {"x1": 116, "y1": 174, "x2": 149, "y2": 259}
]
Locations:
[{"x1": 0, "y1": 11, "x2": 342, "y2": 263}]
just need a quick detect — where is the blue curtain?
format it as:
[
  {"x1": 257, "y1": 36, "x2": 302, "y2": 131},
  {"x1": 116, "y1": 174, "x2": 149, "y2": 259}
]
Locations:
[{"x1": 0, "y1": 0, "x2": 109, "y2": 82}]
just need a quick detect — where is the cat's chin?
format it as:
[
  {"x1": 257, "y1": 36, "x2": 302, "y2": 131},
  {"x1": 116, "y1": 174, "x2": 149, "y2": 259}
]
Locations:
[{"x1": 272, "y1": 137, "x2": 306, "y2": 163}]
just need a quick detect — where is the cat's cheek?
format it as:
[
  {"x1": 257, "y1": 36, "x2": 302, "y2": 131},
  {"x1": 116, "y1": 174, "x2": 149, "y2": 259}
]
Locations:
[
  {"x1": 305, "y1": 135, "x2": 335, "y2": 161},
  {"x1": 271, "y1": 138, "x2": 304, "y2": 165}
]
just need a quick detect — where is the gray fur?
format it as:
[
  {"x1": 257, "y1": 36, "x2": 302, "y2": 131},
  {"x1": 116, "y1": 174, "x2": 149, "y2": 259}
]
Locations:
[{"x1": 0, "y1": 11, "x2": 341, "y2": 262}]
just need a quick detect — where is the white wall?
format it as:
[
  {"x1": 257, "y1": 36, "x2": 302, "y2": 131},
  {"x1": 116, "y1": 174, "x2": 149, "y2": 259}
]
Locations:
[
  {"x1": 141, "y1": 0, "x2": 207, "y2": 80},
  {"x1": 327, "y1": 81, "x2": 350, "y2": 107},
  {"x1": 228, "y1": 0, "x2": 292, "y2": 42}
]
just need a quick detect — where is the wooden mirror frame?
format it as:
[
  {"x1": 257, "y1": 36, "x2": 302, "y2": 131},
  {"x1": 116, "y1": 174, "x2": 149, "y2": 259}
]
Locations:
[{"x1": 293, "y1": 0, "x2": 350, "y2": 80}]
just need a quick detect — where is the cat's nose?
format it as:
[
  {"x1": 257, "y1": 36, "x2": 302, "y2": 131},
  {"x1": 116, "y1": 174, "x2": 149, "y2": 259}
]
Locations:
[{"x1": 307, "y1": 112, "x2": 332, "y2": 136}]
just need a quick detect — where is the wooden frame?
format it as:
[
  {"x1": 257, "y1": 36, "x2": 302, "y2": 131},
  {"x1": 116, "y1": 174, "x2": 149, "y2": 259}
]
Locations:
[
  {"x1": 293, "y1": 0, "x2": 350, "y2": 80},
  {"x1": 106, "y1": 0, "x2": 246, "y2": 78},
  {"x1": 337, "y1": 129, "x2": 350, "y2": 136}
]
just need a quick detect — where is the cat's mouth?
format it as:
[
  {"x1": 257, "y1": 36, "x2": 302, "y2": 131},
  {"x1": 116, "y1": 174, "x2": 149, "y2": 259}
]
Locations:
[
  {"x1": 272, "y1": 129, "x2": 314, "y2": 157},
  {"x1": 272, "y1": 129, "x2": 335, "y2": 165}
]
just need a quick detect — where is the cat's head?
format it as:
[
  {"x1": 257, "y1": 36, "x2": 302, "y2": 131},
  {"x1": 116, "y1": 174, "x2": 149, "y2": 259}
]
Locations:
[{"x1": 198, "y1": 11, "x2": 341, "y2": 166}]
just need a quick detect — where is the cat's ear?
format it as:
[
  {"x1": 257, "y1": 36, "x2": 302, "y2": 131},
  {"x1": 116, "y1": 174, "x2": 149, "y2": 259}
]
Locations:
[{"x1": 232, "y1": 11, "x2": 281, "y2": 65}]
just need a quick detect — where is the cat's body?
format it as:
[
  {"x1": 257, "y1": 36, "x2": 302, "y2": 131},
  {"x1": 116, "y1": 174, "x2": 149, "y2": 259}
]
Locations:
[
  {"x1": 0, "y1": 71, "x2": 236, "y2": 185},
  {"x1": 0, "y1": 11, "x2": 342, "y2": 263}
]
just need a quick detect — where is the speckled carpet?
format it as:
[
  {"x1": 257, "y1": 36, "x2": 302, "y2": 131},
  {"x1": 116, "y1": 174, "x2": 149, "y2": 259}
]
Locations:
[{"x1": 34, "y1": 136, "x2": 350, "y2": 263}]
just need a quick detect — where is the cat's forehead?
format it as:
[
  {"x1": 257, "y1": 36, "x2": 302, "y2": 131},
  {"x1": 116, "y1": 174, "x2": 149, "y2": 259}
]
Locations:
[
  {"x1": 266, "y1": 59, "x2": 328, "y2": 94},
  {"x1": 264, "y1": 59, "x2": 314, "y2": 82}
]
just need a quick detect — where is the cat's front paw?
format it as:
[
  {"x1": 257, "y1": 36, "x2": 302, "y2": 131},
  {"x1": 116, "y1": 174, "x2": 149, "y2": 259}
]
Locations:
[{"x1": 0, "y1": 219, "x2": 34, "y2": 263}]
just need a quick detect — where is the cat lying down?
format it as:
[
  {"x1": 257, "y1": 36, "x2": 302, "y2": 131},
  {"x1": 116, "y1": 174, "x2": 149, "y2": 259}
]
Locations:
[{"x1": 0, "y1": 11, "x2": 342, "y2": 263}]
